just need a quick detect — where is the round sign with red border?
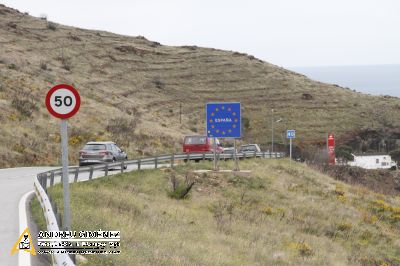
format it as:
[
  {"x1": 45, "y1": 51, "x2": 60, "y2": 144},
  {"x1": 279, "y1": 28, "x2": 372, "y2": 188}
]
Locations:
[{"x1": 45, "y1": 84, "x2": 80, "y2": 119}]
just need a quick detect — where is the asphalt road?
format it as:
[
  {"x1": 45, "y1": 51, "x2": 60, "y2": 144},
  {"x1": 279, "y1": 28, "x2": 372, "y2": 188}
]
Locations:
[
  {"x1": 0, "y1": 163, "x2": 161, "y2": 266},
  {"x1": 0, "y1": 167, "x2": 54, "y2": 266}
]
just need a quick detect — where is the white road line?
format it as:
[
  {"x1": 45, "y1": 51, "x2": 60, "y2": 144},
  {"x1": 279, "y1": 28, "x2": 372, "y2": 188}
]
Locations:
[{"x1": 18, "y1": 190, "x2": 34, "y2": 266}]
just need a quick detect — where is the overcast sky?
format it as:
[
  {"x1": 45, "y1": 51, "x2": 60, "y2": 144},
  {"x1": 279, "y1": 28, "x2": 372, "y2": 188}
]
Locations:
[{"x1": 2, "y1": 0, "x2": 400, "y2": 67}]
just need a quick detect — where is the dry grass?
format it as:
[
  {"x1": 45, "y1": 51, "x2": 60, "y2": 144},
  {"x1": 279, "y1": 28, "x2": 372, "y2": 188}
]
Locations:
[
  {"x1": 1, "y1": 4, "x2": 400, "y2": 167},
  {"x1": 40, "y1": 159, "x2": 400, "y2": 265}
]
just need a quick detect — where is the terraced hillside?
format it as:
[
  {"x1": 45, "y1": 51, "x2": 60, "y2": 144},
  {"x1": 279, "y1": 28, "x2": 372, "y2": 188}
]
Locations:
[{"x1": 1, "y1": 4, "x2": 400, "y2": 167}]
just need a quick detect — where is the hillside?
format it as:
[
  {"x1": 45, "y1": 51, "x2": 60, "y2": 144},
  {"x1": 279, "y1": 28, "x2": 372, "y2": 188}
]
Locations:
[
  {"x1": 1, "y1": 4, "x2": 400, "y2": 167},
  {"x1": 32, "y1": 159, "x2": 400, "y2": 265}
]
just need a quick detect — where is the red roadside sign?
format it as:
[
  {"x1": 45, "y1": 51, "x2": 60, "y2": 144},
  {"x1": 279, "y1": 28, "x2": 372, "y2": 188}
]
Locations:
[
  {"x1": 328, "y1": 133, "x2": 335, "y2": 165},
  {"x1": 45, "y1": 84, "x2": 80, "y2": 119}
]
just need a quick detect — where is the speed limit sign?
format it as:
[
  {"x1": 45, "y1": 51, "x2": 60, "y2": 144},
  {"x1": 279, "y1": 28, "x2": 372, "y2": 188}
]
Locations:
[
  {"x1": 45, "y1": 84, "x2": 80, "y2": 119},
  {"x1": 45, "y1": 83, "x2": 80, "y2": 230}
]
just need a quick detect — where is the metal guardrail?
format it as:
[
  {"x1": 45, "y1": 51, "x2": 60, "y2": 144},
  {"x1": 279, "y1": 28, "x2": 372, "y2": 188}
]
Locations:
[
  {"x1": 34, "y1": 151, "x2": 284, "y2": 265},
  {"x1": 34, "y1": 177, "x2": 75, "y2": 265}
]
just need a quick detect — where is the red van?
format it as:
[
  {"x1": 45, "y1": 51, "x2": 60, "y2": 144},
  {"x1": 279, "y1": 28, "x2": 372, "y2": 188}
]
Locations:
[{"x1": 183, "y1": 135, "x2": 223, "y2": 153}]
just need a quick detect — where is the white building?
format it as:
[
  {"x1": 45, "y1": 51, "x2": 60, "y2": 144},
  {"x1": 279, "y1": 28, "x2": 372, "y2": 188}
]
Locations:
[{"x1": 348, "y1": 153, "x2": 397, "y2": 170}]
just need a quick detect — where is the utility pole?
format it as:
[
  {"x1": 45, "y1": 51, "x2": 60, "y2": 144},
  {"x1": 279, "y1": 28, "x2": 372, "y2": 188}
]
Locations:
[
  {"x1": 271, "y1": 109, "x2": 283, "y2": 156},
  {"x1": 179, "y1": 101, "x2": 182, "y2": 124},
  {"x1": 271, "y1": 109, "x2": 274, "y2": 154}
]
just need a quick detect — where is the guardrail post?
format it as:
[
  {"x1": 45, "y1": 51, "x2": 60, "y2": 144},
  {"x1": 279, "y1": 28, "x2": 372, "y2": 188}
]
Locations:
[
  {"x1": 202, "y1": 153, "x2": 205, "y2": 161},
  {"x1": 155, "y1": 157, "x2": 158, "y2": 169},
  {"x1": 138, "y1": 159, "x2": 141, "y2": 170},
  {"x1": 244, "y1": 153, "x2": 247, "y2": 160},
  {"x1": 50, "y1": 172, "x2": 55, "y2": 187},
  {"x1": 74, "y1": 168, "x2": 79, "y2": 183},
  {"x1": 254, "y1": 151, "x2": 256, "y2": 158},
  {"x1": 171, "y1": 154, "x2": 175, "y2": 168},
  {"x1": 105, "y1": 164, "x2": 109, "y2": 176},
  {"x1": 44, "y1": 175, "x2": 48, "y2": 192},
  {"x1": 186, "y1": 153, "x2": 190, "y2": 162},
  {"x1": 89, "y1": 167, "x2": 94, "y2": 180},
  {"x1": 41, "y1": 174, "x2": 46, "y2": 190},
  {"x1": 121, "y1": 161, "x2": 125, "y2": 173}
]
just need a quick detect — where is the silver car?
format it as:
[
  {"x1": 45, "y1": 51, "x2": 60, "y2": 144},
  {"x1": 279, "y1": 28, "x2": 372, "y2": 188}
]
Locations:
[
  {"x1": 79, "y1": 141, "x2": 127, "y2": 167},
  {"x1": 239, "y1": 144, "x2": 261, "y2": 153},
  {"x1": 222, "y1": 147, "x2": 237, "y2": 154}
]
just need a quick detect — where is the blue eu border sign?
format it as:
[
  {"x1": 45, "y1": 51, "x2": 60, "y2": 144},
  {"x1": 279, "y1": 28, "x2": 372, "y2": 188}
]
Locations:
[{"x1": 206, "y1": 102, "x2": 241, "y2": 138}]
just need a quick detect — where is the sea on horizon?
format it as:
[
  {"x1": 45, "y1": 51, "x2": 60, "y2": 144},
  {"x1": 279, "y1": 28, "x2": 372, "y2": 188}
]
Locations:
[{"x1": 290, "y1": 64, "x2": 400, "y2": 98}]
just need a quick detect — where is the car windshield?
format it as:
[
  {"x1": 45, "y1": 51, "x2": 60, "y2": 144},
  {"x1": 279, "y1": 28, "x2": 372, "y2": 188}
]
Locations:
[
  {"x1": 185, "y1": 136, "x2": 207, "y2": 145},
  {"x1": 83, "y1": 144, "x2": 106, "y2": 150}
]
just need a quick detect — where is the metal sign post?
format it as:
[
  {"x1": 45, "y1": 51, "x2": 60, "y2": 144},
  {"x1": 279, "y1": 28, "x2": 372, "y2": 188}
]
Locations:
[
  {"x1": 213, "y1": 137, "x2": 217, "y2": 171},
  {"x1": 234, "y1": 138, "x2": 239, "y2": 171},
  {"x1": 46, "y1": 84, "x2": 80, "y2": 231},
  {"x1": 289, "y1": 138, "x2": 292, "y2": 167},
  {"x1": 60, "y1": 119, "x2": 70, "y2": 230}
]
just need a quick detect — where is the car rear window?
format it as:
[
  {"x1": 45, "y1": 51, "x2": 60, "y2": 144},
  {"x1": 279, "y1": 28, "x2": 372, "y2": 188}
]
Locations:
[
  {"x1": 83, "y1": 144, "x2": 106, "y2": 150},
  {"x1": 184, "y1": 136, "x2": 207, "y2": 145},
  {"x1": 241, "y1": 145, "x2": 255, "y2": 151}
]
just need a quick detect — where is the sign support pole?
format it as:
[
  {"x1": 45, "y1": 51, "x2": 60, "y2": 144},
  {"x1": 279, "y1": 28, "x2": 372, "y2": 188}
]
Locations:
[
  {"x1": 61, "y1": 119, "x2": 71, "y2": 230},
  {"x1": 289, "y1": 138, "x2": 292, "y2": 167},
  {"x1": 213, "y1": 137, "x2": 217, "y2": 171},
  {"x1": 234, "y1": 138, "x2": 239, "y2": 171}
]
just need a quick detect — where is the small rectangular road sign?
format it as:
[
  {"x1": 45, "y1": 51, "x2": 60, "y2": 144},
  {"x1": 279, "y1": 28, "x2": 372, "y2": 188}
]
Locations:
[
  {"x1": 287, "y1": 130, "x2": 296, "y2": 139},
  {"x1": 206, "y1": 102, "x2": 241, "y2": 138}
]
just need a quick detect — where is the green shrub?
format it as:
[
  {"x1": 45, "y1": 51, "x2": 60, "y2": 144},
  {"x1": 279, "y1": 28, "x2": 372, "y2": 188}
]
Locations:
[
  {"x1": 40, "y1": 62, "x2": 47, "y2": 70},
  {"x1": 242, "y1": 116, "x2": 250, "y2": 130},
  {"x1": 167, "y1": 172, "x2": 195, "y2": 200},
  {"x1": 335, "y1": 145, "x2": 353, "y2": 161},
  {"x1": 8, "y1": 63, "x2": 17, "y2": 70},
  {"x1": 389, "y1": 149, "x2": 400, "y2": 162},
  {"x1": 47, "y1": 21, "x2": 57, "y2": 31},
  {"x1": 153, "y1": 77, "x2": 165, "y2": 89},
  {"x1": 11, "y1": 97, "x2": 38, "y2": 117}
]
